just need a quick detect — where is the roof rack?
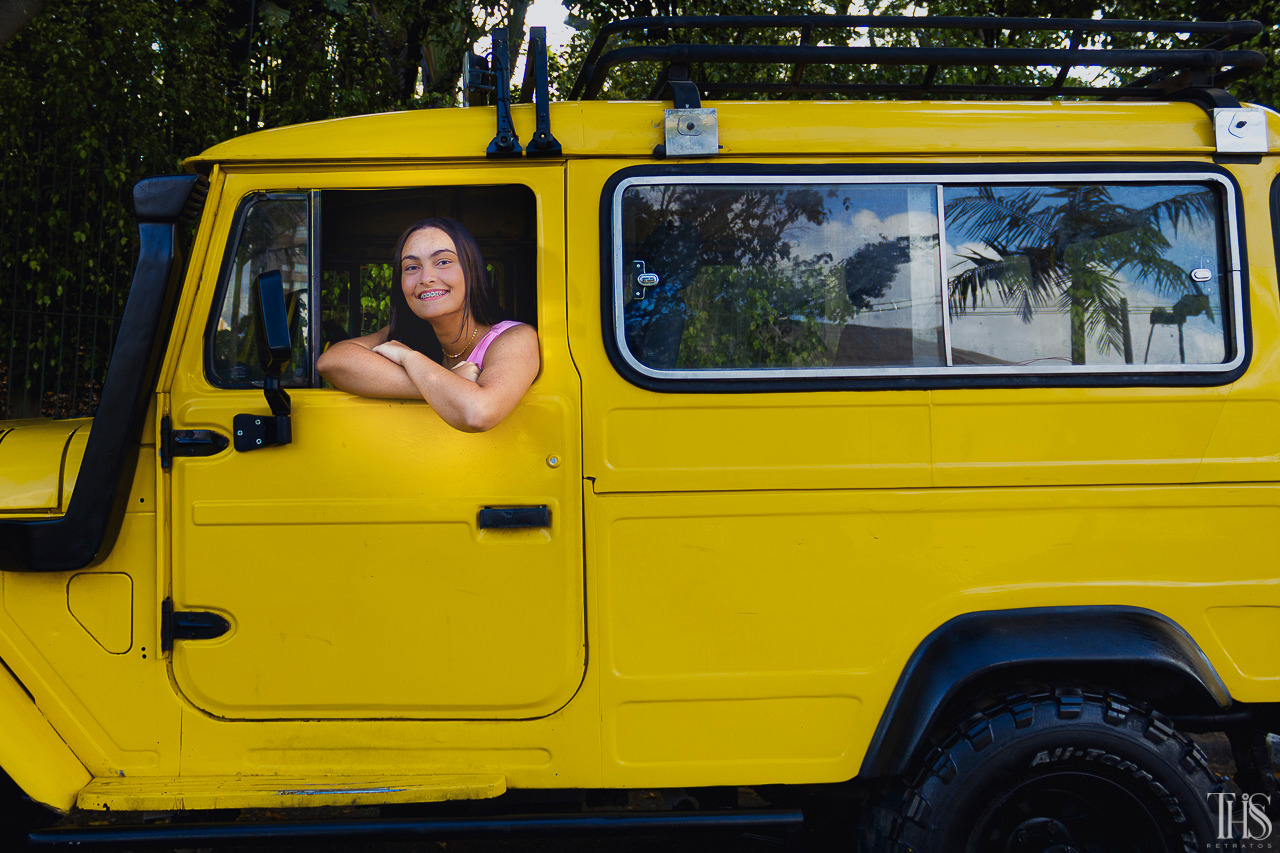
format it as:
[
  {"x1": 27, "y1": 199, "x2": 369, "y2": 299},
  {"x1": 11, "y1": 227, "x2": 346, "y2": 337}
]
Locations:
[{"x1": 567, "y1": 16, "x2": 1265, "y2": 110}]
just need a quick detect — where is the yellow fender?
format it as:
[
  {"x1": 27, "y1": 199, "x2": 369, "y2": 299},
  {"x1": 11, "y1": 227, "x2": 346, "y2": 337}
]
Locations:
[{"x1": 0, "y1": 661, "x2": 89, "y2": 812}]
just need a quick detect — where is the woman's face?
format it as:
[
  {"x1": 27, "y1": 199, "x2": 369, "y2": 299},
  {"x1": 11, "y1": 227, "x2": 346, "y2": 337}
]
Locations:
[{"x1": 400, "y1": 227, "x2": 467, "y2": 322}]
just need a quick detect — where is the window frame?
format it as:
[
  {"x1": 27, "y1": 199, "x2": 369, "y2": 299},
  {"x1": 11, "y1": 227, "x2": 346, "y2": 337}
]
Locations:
[
  {"x1": 602, "y1": 163, "x2": 1249, "y2": 393},
  {"x1": 205, "y1": 182, "x2": 542, "y2": 391}
]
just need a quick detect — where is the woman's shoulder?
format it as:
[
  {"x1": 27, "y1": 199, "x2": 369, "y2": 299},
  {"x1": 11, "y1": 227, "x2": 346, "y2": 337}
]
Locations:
[
  {"x1": 497, "y1": 320, "x2": 534, "y2": 335},
  {"x1": 491, "y1": 321, "x2": 536, "y2": 343},
  {"x1": 488, "y1": 319, "x2": 531, "y2": 337},
  {"x1": 479, "y1": 321, "x2": 538, "y2": 363}
]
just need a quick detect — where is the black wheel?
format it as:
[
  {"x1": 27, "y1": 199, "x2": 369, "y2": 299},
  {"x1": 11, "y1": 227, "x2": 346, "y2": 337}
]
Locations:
[{"x1": 863, "y1": 689, "x2": 1223, "y2": 853}]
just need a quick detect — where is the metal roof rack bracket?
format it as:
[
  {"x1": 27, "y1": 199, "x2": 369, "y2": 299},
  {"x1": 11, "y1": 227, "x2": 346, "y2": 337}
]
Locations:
[
  {"x1": 1214, "y1": 106, "x2": 1269, "y2": 154},
  {"x1": 663, "y1": 107, "x2": 719, "y2": 158},
  {"x1": 486, "y1": 28, "x2": 523, "y2": 158},
  {"x1": 658, "y1": 64, "x2": 717, "y2": 158},
  {"x1": 521, "y1": 27, "x2": 562, "y2": 157}
]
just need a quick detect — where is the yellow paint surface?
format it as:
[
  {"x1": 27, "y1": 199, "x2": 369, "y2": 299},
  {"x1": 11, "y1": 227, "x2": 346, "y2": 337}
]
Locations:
[
  {"x1": 1207, "y1": 606, "x2": 1280, "y2": 680},
  {"x1": 67, "y1": 573, "x2": 133, "y2": 654},
  {"x1": 2, "y1": 96, "x2": 1280, "y2": 813},
  {"x1": 0, "y1": 420, "x2": 87, "y2": 511}
]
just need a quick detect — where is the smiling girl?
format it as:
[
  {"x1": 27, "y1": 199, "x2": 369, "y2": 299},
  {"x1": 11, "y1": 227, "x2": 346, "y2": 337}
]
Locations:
[{"x1": 316, "y1": 217, "x2": 540, "y2": 432}]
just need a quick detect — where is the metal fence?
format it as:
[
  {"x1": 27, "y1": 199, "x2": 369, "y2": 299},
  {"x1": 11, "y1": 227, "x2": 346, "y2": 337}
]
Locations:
[{"x1": 0, "y1": 127, "x2": 139, "y2": 421}]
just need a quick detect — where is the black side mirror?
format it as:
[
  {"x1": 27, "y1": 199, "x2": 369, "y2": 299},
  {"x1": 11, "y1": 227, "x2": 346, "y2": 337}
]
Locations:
[
  {"x1": 254, "y1": 270, "x2": 292, "y2": 374},
  {"x1": 232, "y1": 271, "x2": 293, "y2": 452},
  {"x1": 252, "y1": 270, "x2": 292, "y2": 418}
]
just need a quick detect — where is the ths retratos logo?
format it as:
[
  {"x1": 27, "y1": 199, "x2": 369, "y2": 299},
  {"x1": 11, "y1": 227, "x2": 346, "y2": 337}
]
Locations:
[{"x1": 1209, "y1": 791, "x2": 1276, "y2": 850}]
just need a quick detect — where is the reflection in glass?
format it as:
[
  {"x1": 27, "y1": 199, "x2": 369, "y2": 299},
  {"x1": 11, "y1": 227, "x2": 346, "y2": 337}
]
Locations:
[
  {"x1": 211, "y1": 195, "x2": 311, "y2": 386},
  {"x1": 944, "y1": 184, "x2": 1227, "y2": 367},
  {"x1": 620, "y1": 182, "x2": 942, "y2": 372}
]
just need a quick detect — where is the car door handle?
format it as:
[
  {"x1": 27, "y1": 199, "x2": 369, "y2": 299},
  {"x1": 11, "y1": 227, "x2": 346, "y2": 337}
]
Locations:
[{"x1": 478, "y1": 506, "x2": 550, "y2": 529}]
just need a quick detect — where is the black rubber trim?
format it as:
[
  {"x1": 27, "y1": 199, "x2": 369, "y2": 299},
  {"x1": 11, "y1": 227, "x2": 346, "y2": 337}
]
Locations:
[
  {"x1": 0, "y1": 175, "x2": 206, "y2": 572},
  {"x1": 1271, "y1": 170, "x2": 1280, "y2": 279},
  {"x1": 600, "y1": 161, "x2": 1251, "y2": 393},
  {"x1": 29, "y1": 809, "x2": 804, "y2": 848},
  {"x1": 858, "y1": 605, "x2": 1231, "y2": 779}
]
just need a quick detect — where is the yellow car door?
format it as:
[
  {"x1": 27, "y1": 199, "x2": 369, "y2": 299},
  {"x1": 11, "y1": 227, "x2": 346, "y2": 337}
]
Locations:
[{"x1": 165, "y1": 166, "x2": 583, "y2": 720}]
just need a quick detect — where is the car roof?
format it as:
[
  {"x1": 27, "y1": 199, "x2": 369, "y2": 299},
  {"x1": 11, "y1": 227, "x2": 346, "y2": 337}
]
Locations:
[{"x1": 187, "y1": 98, "x2": 1254, "y2": 170}]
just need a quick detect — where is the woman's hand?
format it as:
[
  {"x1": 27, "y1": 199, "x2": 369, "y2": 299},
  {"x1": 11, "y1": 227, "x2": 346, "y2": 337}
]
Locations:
[
  {"x1": 371, "y1": 339, "x2": 416, "y2": 366},
  {"x1": 317, "y1": 327, "x2": 421, "y2": 399},
  {"x1": 323, "y1": 324, "x2": 539, "y2": 432},
  {"x1": 395, "y1": 324, "x2": 540, "y2": 432}
]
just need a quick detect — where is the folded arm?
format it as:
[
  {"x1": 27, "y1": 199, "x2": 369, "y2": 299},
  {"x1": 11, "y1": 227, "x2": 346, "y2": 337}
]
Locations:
[
  {"x1": 372, "y1": 325, "x2": 540, "y2": 432},
  {"x1": 317, "y1": 327, "x2": 422, "y2": 399}
]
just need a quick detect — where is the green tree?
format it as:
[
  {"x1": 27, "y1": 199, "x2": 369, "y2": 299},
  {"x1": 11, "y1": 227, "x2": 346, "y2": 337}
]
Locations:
[
  {"x1": 623, "y1": 182, "x2": 845, "y2": 368},
  {"x1": 0, "y1": 0, "x2": 529, "y2": 418},
  {"x1": 557, "y1": 0, "x2": 1277, "y2": 107}
]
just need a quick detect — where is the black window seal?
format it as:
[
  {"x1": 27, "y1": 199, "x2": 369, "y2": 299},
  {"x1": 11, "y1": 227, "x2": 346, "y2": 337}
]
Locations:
[
  {"x1": 1271, "y1": 170, "x2": 1280, "y2": 287},
  {"x1": 600, "y1": 161, "x2": 1251, "y2": 393}
]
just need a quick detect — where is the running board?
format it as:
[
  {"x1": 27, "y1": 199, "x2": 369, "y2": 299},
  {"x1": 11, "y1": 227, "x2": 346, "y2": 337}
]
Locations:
[
  {"x1": 75, "y1": 773, "x2": 506, "y2": 811},
  {"x1": 30, "y1": 809, "x2": 805, "y2": 849}
]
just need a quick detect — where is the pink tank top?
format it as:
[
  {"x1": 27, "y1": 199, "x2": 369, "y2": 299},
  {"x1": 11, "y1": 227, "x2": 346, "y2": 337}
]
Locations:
[{"x1": 469, "y1": 321, "x2": 523, "y2": 369}]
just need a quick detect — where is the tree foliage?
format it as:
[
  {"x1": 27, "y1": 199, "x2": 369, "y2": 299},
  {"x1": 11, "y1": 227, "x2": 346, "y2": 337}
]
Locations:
[
  {"x1": 1, "y1": 0, "x2": 1275, "y2": 416},
  {"x1": 557, "y1": 0, "x2": 1277, "y2": 106},
  {"x1": 0, "y1": 0, "x2": 529, "y2": 417}
]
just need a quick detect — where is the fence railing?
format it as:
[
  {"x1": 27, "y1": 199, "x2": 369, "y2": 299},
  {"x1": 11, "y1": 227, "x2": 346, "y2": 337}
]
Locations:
[{"x1": 0, "y1": 126, "x2": 139, "y2": 421}]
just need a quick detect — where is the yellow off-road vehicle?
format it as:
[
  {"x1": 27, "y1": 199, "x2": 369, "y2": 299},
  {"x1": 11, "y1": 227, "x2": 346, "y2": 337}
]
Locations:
[{"x1": 1, "y1": 15, "x2": 1277, "y2": 851}]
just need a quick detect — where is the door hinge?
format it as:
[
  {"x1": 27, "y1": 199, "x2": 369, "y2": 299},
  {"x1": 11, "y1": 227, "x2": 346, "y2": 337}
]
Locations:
[
  {"x1": 160, "y1": 415, "x2": 229, "y2": 469},
  {"x1": 232, "y1": 412, "x2": 291, "y2": 452},
  {"x1": 161, "y1": 598, "x2": 231, "y2": 653}
]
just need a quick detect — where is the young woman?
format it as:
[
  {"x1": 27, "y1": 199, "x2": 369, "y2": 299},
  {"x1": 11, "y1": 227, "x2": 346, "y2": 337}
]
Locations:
[{"x1": 316, "y1": 217, "x2": 539, "y2": 432}]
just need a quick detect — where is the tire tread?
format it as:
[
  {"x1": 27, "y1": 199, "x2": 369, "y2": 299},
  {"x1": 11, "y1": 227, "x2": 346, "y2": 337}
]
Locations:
[{"x1": 860, "y1": 690, "x2": 1222, "y2": 853}]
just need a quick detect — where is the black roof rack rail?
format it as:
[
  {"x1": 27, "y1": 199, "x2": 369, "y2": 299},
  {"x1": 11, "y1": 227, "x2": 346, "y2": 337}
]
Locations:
[
  {"x1": 567, "y1": 16, "x2": 1265, "y2": 107},
  {"x1": 485, "y1": 27, "x2": 522, "y2": 157},
  {"x1": 467, "y1": 27, "x2": 560, "y2": 158},
  {"x1": 520, "y1": 26, "x2": 562, "y2": 156}
]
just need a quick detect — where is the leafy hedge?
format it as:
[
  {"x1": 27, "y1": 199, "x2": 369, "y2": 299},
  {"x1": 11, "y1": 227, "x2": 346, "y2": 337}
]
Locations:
[{"x1": 0, "y1": 0, "x2": 524, "y2": 418}]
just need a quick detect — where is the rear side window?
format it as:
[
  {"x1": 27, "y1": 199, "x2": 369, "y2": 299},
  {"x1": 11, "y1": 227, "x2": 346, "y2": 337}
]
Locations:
[
  {"x1": 611, "y1": 170, "x2": 1243, "y2": 386},
  {"x1": 945, "y1": 183, "x2": 1226, "y2": 369}
]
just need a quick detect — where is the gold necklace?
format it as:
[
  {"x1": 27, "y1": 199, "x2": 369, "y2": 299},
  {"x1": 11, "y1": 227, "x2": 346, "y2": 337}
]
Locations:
[{"x1": 443, "y1": 326, "x2": 479, "y2": 360}]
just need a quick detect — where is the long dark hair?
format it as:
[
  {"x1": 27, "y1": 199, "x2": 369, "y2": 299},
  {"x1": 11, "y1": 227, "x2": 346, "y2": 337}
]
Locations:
[{"x1": 388, "y1": 217, "x2": 498, "y2": 358}]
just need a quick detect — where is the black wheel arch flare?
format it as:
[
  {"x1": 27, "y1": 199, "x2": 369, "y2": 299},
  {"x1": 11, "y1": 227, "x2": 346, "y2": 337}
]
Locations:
[{"x1": 859, "y1": 605, "x2": 1232, "y2": 779}]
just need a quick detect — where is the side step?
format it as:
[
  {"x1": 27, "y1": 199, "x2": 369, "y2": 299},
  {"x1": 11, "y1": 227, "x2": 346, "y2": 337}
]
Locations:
[
  {"x1": 75, "y1": 774, "x2": 507, "y2": 811},
  {"x1": 30, "y1": 809, "x2": 805, "y2": 849}
]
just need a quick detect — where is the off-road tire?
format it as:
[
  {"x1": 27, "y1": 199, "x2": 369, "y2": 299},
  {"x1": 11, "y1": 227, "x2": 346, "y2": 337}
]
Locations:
[{"x1": 861, "y1": 689, "x2": 1223, "y2": 852}]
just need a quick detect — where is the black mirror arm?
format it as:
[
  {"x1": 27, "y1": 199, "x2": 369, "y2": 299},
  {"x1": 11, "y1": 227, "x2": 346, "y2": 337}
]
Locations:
[{"x1": 264, "y1": 377, "x2": 291, "y2": 418}]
